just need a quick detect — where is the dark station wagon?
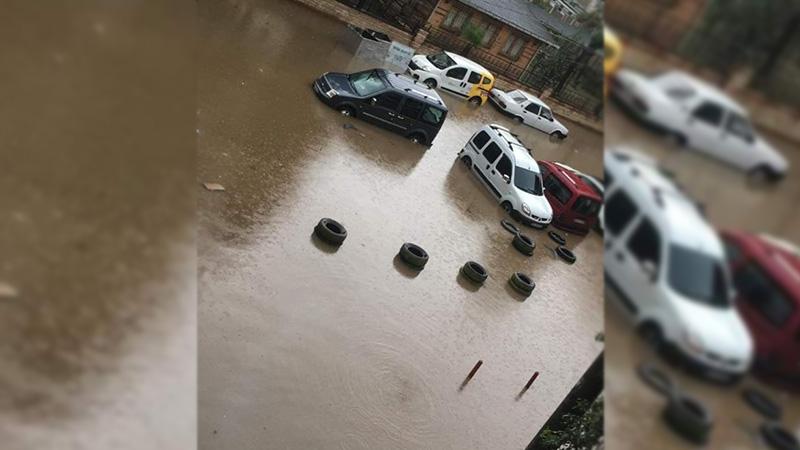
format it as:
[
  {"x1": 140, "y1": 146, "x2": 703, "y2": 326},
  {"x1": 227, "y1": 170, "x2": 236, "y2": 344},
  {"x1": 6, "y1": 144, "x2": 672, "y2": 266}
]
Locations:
[{"x1": 313, "y1": 68, "x2": 448, "y2": 145}]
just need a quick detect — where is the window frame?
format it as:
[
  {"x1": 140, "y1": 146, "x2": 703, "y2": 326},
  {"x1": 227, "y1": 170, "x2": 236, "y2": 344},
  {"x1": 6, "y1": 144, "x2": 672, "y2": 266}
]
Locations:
[
  {"x1": 626, "y1": 216, "x2": 663, "y2": 278},
  {"x1": 692, "y1": 101, "x2": 725, "y2": 127},
  {"x1": 495, "y1": 154, "x2": 513, "y2": 179},
  {"x1": 445, "y1": 66, "x2": 468, "y2": 80},
  {"x1": 375, "y1": 92, "x2": 403, "y2": 111},
  {"x1": 501, "y1": 34, "x2": 526, "y2": 60},
  {"x1": 604, "y1": 189, "x2": 638, "y2": 236}
]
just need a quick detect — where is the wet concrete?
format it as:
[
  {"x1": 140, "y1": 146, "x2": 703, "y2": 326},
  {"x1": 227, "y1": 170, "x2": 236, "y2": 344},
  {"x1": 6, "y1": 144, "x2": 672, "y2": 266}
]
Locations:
[
  {"x1": 0, "y1": 1, "x2": 196, "y2": 448},
  {"x1": 605, "y1": 69, "x2": 800, "y2": 446},
  {"x1": 197, "y1": 0, "x2": 604, "y2": 448}
]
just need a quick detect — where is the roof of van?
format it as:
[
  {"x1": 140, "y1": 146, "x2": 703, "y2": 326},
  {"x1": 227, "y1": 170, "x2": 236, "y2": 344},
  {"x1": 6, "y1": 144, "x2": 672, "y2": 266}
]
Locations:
[
  {"x1": 654, "y1": 71, "x2": 746, "y2": 115},
  {"x1": 605, "y1": 147, "x2": 723, "y2": 256},
  {"x1": 384, "y1": 71, "x2": 448, "y2": 109},
  {"x1": 723, "y1": 230, "x2": 800, "y2": 301},
  {"x1": 445, "y1": 51, "x2": 494, "y2": 79},
  {"x1": 486, "y1": 124, "x2": 539, "y2": 172}
]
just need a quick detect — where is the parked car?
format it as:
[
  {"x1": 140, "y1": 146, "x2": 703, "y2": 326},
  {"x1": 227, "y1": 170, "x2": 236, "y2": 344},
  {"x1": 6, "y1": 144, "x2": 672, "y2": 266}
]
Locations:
[
  {"x1": 407, "y1": 51, "x2": 494, "y2": 105},
  {"x1": 313, "y1": 68, "x2": 448, "y2": 145},
  {"x1": 611, "y1": 69, "x2": 788, "y2": 182},
  {"x1": 720, "y1": 230, "x2": 800, "y2": 383},
  {"x1": 541, "y1": 161, "x2": 603, "y2": 234},
  {"x1": 457, "y1": 124, "x2": 552, "y2": 227},
  {"x1": 488, "y1": 88, "x2": 569, "y2": 139},
  {"x1": 603, "y1": 27, "x2": 622, "y2": 98},
  {"x1": 604, "y1": 147, "x2": 753, "y2": 382}
]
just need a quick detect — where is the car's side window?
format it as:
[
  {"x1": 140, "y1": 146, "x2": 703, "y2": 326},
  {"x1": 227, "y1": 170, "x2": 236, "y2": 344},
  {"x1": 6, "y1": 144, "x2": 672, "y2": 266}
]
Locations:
[
  {"x1": 525, "y1": 103, "x2": 541, "y2": 114},
  {"x1": 467, "y1": 71, "x2": 482, "y2": 84},
  {"x1": 721, "y1": 237, "x2": 744, "y2": 265},
  {"x1": 692, "y1": 101, "x2": 724, "y2": 127},
  {"x1": 481, "y1": 76, "x2": 492, "y2": 85},
  {"x1": 446, "y1": 67, "x2": 467, "y2": 80},
  {"x1": 540, "y1": 107, "x2": 553, "y2": 121},
  {"x1": 400, "y1": 98, "x2": 425, "y2": 119},
  {"x1": 725, "y1": 113, "x2": 755, "y2": 143},
  {"x1": 543, "y1": 175, "x2": 571, "y2": 204},
  {"x1": 472, "y1": 131, "x2": 490, "y2": 149},
  {"x1": 496, "y1": 155, "x2": 512, "y2": 178},
  {"x1": 626, "y1": 217, "x2": 662, "y2": 275},
  {"x1": 421, "y1": 106, "x2": 445, "y2": 125},
  {"x1": 375, "y1": 92, "x2": 403, "y2": 111},
  {"x1": 482, "y1": 142, "x2": 502, "y2": 163},
  {"x1": 605, "y1": 189, "x2": 638, "y2": 236}
]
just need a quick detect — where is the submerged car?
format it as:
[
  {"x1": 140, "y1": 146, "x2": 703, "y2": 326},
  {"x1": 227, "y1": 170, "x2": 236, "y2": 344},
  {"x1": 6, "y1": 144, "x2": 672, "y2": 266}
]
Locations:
[
  {"x1": 612, "y1": 69, "x2": 788, "y2": 182},
  {"x1": 488, "y1": 88, "x2": 569, "y2": 139},
  {"x1": 720, "y1": 230, "x2": 800, "y2": 384},
  {"x1": 539, "y1": 161, "x2": 603, "y2": 235},
  {"x1": 458, "y1": 124, "x2": 552, "y2": 227},
  {"x1": 407, "y1": 51, "x2": 495, "y2": 105},
  {"x1": 313, "y1": 68, "x2": 448, "y2": 145},
  {"x1": 605, "y1": 147, "x2": 753, "y2": 382}
]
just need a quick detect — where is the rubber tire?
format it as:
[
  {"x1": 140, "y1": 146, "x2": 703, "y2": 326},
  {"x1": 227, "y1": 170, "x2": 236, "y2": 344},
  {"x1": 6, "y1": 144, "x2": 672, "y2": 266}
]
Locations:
[
  {"x1": 556, "y1": 246, "x2": 576, "y2": 264},
  {"x1": 637, "y1": 363, "x2": 675, "y2": 397},
  {"x1": 514, "y1": 116, "x2": 523, "y2": 124},
  {"x1": 550, "y1": 131, "x2": 566, "y2": 140},
  {"x1": 460, "y1": 155, "x2": 472, "y2": 167},
  {"x1": 399, "y1": 242, "x2": 429, "y2": 270},
  {"x1": 513, "y1": 233, "x2": 535, "y2": 256},
  {"x1": 461, "y1": 261, "x2": 488, "y2": 284},
  {"x1": 408, "y1": 133, "x2": 425, "y2": 145},
  {"x1": 423, "y1": 79, "x2": 437, "y2": 89},
  {"x1": 639, "y1": 322, "x2": 665, "y2": 351},
  {"x1": 509, "y1": 272, "x2": 535, "y2": 296},
  {"x1": 501, "y1": 201, "x2": 513, "y2": 214},
  {"x1": 749, "y1": 165, "x2": 781, "y2": 184},
  {"x1": 662, "y1": 391, "x2": 713, "y2": 445},
  {"x1": 337, "y1": 105, "x2": 355, "y2": 117},
  {"x1": 468, "y1": 96, "x2": 482, "y2": 106},
  {"x1": 500, "y1": 219, "x2": 519, "y2": 235},
  {"x1": 314, "y1": 218, "x2": 347, "y2": 245},
  {"x1": 742, "y1": 387, "x2": 782, "y2": 421},
  {"x1": 760, "y1": 422, "x2": 800, "y2": 450},
  {"x1": 548, "y1": 231, "x2": 566, "y2": 246}
]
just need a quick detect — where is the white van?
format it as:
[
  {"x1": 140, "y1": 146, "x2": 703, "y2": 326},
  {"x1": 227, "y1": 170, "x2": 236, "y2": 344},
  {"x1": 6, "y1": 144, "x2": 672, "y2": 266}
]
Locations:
[{"x1": 604, "y1": 147, "x2": 753, "y2": 381}]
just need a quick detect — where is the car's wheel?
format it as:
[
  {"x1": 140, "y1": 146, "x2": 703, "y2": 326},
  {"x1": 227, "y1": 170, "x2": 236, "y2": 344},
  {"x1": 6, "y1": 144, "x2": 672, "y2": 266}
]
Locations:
[
  {"x1": 548, "y1": 231, "x2": 566, "y2": 246},
  {"x1": 748, "y1": 165, "x2": 781, "y2": 184},
  {"x1": 398, "y1": 242, "x2": 429, "y2": 270},
  {"x1": 742, "y1": 387, "x2": 782, "y2": 421},
  {"x1": 314, "y1": 218, "x2": 348, "y2": 246},
  {"x1": 759, "y1": 422, "x2": 800, "y2": 450},
  {"x1": 461, "y1": 261, "x2": 488, "y2": 284},
  {"x1": 667, "y1": 131, "x2": 687, "y2": 148},
  {"x1": 550, "y1": 131, "x2": 566, "y2": 140},
  {"x1": 337, "y1": 105, "x2": 356, "y2": 117},
  {"x1": 509, "y1": 272, "x2": 535, "y2": 297},
  {"x1": 423, "y1": 78, "x2": 437, "y2": 89},
  {"x1": 662, "y1": 391, "x2": 713, "y2": 445},
  {"x1": 513, "y1": 233, "x2": 535, "y2": 256},
  {"x1": 514, "y1": 116, "x2": 523, "y2": 124},
  {"x1": 468, "y1": 96, "x2": 482, "y2": 106},
  {"x1": 555, "y1": 245, "x2": 576, "y2": 264},
  {"x1": 637, "y1": 363, "x2": 675, "y2": 397},
  {"x1": 460, "y1": 155, "x2": 472, "y2": 167},
  {"x1": 501, "y1": 201, "x2": 513, "y2": 214},
  {"x1": 500, "y1": 219, "x2": 519, "y2": 235},
  {"x1": 638, "y1": 322, "x2": 665, "y2": 350},
  {"x1": 408, "y1": 132, "x2": 425, "y2": 145}
]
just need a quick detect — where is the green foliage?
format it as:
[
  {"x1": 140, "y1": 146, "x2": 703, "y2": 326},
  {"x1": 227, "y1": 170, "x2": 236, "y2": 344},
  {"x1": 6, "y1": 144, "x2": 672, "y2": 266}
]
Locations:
[
  {"x1": 538, "y1": 397, "x2": 604, "y2": 450},
  {"x1": 461, "y1": 22, "x2": 486, "y2": 47}
]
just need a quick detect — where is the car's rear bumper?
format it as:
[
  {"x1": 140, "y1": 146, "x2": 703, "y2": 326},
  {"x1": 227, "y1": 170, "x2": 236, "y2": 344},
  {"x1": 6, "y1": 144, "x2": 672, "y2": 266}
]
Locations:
[{"x1": 551, "y1": 220, "x2": 591, "y2": 235}]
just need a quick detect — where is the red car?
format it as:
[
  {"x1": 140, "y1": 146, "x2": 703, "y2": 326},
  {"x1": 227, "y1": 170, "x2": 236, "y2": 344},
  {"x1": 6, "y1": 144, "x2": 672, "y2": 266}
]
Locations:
[
  {"x1": 720, "y1": 230, "x2": 800, "y2": 384},
  {"x1": 538, "y1": 160, "x2": 602, "y2": 235}
]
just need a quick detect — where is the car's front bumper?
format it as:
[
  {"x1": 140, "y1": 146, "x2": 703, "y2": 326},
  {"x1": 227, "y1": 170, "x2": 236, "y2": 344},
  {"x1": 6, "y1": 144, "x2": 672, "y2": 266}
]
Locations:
[
  {"x1": 312, "y1": 78, "x2": 335, "y2": 106},
  {"x1": 514, "y1": 210, "x2": 550, "y2": 229},
  {"x1": 666, "y1": 341, "x2": 749, "y2": 383}
]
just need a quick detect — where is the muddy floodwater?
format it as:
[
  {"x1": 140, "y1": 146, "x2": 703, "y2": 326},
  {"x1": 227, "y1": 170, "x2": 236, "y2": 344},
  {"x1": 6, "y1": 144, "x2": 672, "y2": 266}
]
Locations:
[
  {"x1": 198, "y1": 0, "x2": 604, "y2": 448},
  {"x1": 0, "y1": 1, "x2": 195, "y2": 449},
  {"x1": 605, "y1": 80, "x2": 800, "y2": 446}
]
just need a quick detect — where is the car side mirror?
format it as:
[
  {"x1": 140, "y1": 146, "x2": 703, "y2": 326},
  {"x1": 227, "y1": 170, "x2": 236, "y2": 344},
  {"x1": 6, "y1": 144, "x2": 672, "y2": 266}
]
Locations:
[
  {"x1": 641, "y1": 260, "x2": 658, "y2": 282},
  {"x1": 502, "y1": 174, "x2": 510, "y2": 184}
]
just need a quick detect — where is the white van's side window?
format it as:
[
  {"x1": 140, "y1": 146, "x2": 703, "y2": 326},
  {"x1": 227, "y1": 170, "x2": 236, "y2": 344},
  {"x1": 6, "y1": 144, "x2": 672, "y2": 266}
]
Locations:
[
  {"x1": 605, "y1": 189, "x2": 638, "y2": 236},
  {"x1": 472, "y1": 131, "x2": 490, "y2": 149}
]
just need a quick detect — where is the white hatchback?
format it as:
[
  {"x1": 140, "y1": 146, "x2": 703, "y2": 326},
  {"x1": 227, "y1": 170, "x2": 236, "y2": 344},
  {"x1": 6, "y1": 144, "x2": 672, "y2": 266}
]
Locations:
[
  {"x1": 489, "y1": 88, "x2": 569, "y2": 138},
  {"x1": 457, "y1": 124, "x2": 552, "y2": 228},
  {"x1": 612, "y1": 69, "x2": 788, "y2": 182}
]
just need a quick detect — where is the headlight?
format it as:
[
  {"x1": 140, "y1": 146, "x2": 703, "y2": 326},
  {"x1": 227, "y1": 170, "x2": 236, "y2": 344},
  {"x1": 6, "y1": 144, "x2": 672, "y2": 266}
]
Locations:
[
  {"x1": 325, "y1": 89, "x2": 338, "y2": 98},
  {"x1": 522, "y1": 203, "x2": 531, "y2": 215},
  {"x1": 683, "y1": 330, "x2": 704, "y2": 354}
]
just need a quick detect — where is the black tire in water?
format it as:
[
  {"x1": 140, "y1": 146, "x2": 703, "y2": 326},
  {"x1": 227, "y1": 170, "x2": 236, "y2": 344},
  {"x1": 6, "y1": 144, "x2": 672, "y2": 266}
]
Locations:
[
  {"x1": 513, "y1": 233, "x2": 535, "y2": 256},
  {"x1": 509, "y1": 272, "x2": 535, "y2": 297},
  {"x1": 556, "y1": 246, "x2": 576, "y2": 264},
  {"x1": 314, "y1": 218, "x2": 347, "y2": 246},
  {"x1": 662, "y1": 391, "x2": 713, "y2": 445},
  {"x1": 461, "y1": 261, "x2": 488, "y2": 284},
  {"x1": 399, "y1": 242, "x2": 429, "y2": 270}
]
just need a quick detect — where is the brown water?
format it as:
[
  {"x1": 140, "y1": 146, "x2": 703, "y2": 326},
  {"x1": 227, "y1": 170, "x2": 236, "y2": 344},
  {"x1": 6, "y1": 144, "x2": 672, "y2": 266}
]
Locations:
[
  {"x1": 197, "y1": 0, "x2": 604, "y2": 448},
  {"x1": 0, "y1": 1, "x2": 196, "y2": 448},
  {"x1": 605, "y1": 75, "x2": 800, "y2": 447}
]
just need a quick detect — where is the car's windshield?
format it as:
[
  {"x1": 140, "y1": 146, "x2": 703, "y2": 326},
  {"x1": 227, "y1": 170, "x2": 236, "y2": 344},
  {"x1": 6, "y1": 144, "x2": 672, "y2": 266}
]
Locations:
[
  {"x1": 427, "y1": 52, "x2": 456, "y2": 70},
  {"x1": 514, "y1": 167, "x2": 543, "y2": 195},
  {"x1": 668, "y1": 244, "x2": 730, "y2": 308},
  {"x1": 349, "y1": 70, "x2": 386, "y2": 96}
]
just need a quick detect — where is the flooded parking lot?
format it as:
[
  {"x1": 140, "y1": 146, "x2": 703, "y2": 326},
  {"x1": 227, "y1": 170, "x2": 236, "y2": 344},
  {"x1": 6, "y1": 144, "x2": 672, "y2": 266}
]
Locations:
[
  {"x1": 198, "y1": 0, "x2": 604, "y2": 448},
  {"x1": 605, "y1": 81, "x2": 800, "y2": 447}
]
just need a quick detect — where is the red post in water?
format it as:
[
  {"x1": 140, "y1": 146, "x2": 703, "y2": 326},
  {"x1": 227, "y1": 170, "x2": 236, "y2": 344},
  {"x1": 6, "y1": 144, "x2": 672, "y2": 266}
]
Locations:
[
  {"x1": 459, "y1": 360, "x2": 483, "y2": 390},
  {"x1": 517, "y1": 371, "x2": 539, "y2": 399}
]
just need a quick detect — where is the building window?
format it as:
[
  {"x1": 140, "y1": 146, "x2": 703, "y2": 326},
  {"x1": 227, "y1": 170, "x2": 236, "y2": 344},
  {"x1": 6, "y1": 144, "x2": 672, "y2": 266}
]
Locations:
[
  {"x1": 442, "y1": 8, "x2": 469, "y2": 31},
  {"x1": 501, "y1": 34, "x2": 526, "y2": 60},
  {"x1": 479, "y1": 23, "x2": 497, "y2": 47}
]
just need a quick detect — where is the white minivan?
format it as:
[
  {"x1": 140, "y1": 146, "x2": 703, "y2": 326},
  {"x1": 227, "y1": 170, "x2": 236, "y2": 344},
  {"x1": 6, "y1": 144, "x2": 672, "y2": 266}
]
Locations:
[
  {"x1": 604, "y1": 147, "x2": 753, "y2": 382},
  {"x1": 457, "y1": 124, "x2": 552, "y2": 227},
  {"x1": 407, "y1": 51, "x2": 494, "y2": 105}
]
